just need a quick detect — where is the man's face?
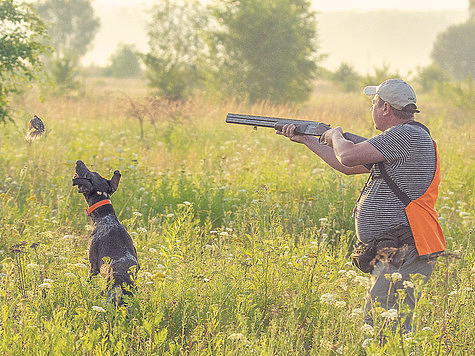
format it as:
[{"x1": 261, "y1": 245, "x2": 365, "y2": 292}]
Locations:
[{"x1": 371, "y1": 95, "x2": 385, "y2": 131}]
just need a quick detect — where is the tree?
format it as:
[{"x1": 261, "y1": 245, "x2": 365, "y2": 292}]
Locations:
[
  {"x1": 35, "y1": 0, "x2": 100, "y2": 92},
  {"x1": 0, "y1": 0, "x2": 48, "y2": 123},
  {"x1": 415, "y1": 64, "x2": 449, "y2": 92},
  {"x1": 361, "y1": 64, "x2": 400, "y2": 87},
  {"x1": 104, "y1": 44, "x2": 142, "y2": 78},
  {"x1": 209, "y1": 0, "x2": 319, "y2": 104},
  {"x1": 431, "y1": 20, "x2": 475, "y2": 80},
  {"x1": 332, "y1": 63, "x2": 361, "y2": 92},
  {"x1": 143, "y1": 0, "x2": 208, "y2": 100}
]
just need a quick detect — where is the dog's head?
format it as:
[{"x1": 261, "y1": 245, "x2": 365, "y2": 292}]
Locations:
[{"x1": 72, "y1": 160, "x2": 121, "y2": 199}]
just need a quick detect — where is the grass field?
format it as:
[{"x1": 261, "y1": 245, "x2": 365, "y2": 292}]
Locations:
[{"x1": 0, "y1": 79, "x2": 473, "y2": 355}]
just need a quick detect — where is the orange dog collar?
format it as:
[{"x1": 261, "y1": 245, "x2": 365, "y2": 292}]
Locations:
[{"x1": 87, "y1": 199, "x2": 112, "y2": 216}]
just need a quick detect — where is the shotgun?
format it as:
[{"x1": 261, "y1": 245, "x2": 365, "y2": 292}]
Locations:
[{"x1": 226, "y1": 113, "x2": 367, "y2": 144}]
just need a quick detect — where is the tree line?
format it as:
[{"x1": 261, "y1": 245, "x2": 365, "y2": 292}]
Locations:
[{"x1": 1, "y1": 0, "x2": 474, "y2": 123}]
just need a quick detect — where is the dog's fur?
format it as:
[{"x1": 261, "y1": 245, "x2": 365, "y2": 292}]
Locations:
[{"x1": 72, "y1": 160, "x2": 139, "y2": 305}]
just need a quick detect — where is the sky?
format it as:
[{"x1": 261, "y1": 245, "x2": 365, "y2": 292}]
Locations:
[
  {"x1": 92, "y1": 0, "x2": 469, "y2": 11},
  {"x1": 27, "y1": 0, "x2": 470, "y2": 73}
]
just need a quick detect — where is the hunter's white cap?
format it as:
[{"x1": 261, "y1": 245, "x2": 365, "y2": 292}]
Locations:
[{"x1": 364, "y1": 79, "x2": 420, "y2": 113}]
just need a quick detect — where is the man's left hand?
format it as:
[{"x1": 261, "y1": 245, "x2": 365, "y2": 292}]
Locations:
[{"x1": 321, "y1": 127, "x2": 344, "y2": 147}]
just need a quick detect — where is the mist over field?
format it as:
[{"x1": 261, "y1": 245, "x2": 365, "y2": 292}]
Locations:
[{"x1": 83, "y1": 6, "x2": 467, "y2": 75}]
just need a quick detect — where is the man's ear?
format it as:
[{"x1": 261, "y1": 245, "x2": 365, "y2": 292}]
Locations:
[
  {"x1": 383, "y1": 102, "x2": 392, "y2": 115},
  {"x1": 108, "y1": 170, "x2": 121, "y2": 195}
]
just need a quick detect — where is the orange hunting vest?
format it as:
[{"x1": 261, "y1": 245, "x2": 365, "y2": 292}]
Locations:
[{"x1": 378, "y1": 123, "x2": 445, "y2": 256}]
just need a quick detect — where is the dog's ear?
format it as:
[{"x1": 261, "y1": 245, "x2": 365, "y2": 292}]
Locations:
[
  {"x1": 72, "y1": 177, "x2": 93, "y2": 194},
  {"x1": 108, "y1": 170, "x2": 121, "y2": 195}
]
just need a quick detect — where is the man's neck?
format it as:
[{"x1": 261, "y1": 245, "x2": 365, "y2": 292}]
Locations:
[{"x1": 381, "y1": 117, "x2": 414, "y2": 131}]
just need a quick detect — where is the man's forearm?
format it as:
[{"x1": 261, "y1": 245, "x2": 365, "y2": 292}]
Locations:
[{"x1": 303, "y1": 136, "x2": 369, "y2": 175}]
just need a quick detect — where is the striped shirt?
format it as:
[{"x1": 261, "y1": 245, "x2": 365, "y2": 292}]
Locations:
[{"x1": 354, "y1": 122, "x2": 436, "y2": 243}]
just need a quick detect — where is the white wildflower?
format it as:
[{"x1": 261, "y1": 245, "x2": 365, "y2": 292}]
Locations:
[
  {"x1": 219, "y1": 231, "x2": 229, "y2": 237},
  {"x1": 130, "y1": 232, "x2": 138, "y2": 237},
  {"x1": 183, "y1": 201, "x2": 192, "y2": 206},
  {"x1": 203, "y1": 278, "x2": 210, "y2": 283},
  {"x1": 403, "y1": 280, "x2": 415, "y2": 289},
  {"x1": 319, "y1": 218, "x2": 328, "y2": 223},
  {"x1": 149, "y1": 248, "x2": 157, "y2": 253},
  {"x1": 355, "y1": 275, "x2": 371, "y2": 288},
  {"x1": 362, "y1": 338, "x2": 373, "y2": 348},
  {"x1": 133, "y1": 211, "x2": 143, "y2": 217},
  {"x1": 320, "y1": 293, "x2": 336, "y2": 305},
  {"x1": 38, "y1": 283, "x2": 51, "y2": 289},
  {"x1": 71, "y1": 263, "x2": 87, "y2": 268},
  {"x1": 335, "y1": 301, "x2": 346, "y2": 308},
  {"x1": 422, "y1": 327, "x2": 433, "y2": 332},
  {"x1": 350, "y1": 308, "x2": 363, "y2": 317},
  {"x1": 166, "y1": 213, "x2": 175, "y2": 218},
  {"x1": 361, "y1": 324, "x2": 374, "y2": 336},
  {"x1": 381, "y1": 308, "x2": 398, "y2": 320},
  {"x1": 225, "y1": 227, "x2": 233, "y2": 232},
  {"x1": 228, "y1": 333, "x2": 245, "y2": 341},
  {"x1": 92, "y1": 306, "x2": 106, "y2": 312},
  {"x1": 385, "y1": 272, "x2": 402, "y2": 283},
  {"x1": 138, "y1": 227, "x2": 147, "y2": 234},
  {"x1": 209, "y1": 230, "x2": 218, "y2": 234},
  {"x1": 345, "y1": 270, "x2": 357, "y2": 278}
]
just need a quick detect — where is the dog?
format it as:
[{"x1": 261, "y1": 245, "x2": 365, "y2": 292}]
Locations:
[{"x1": 72, "y1": 160, "x2": 139, "y2": 306}]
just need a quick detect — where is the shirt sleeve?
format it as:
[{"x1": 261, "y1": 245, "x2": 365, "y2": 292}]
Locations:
[{"x1": 367, "y1": 125, "x2": 415, "y2": 166}]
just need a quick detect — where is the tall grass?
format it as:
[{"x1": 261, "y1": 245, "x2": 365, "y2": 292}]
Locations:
[{"x1": 0, "y1": 79, "x2": 473, "y2": 354}]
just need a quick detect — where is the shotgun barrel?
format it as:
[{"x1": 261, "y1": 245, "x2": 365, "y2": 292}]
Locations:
[{"x1": 226, "y1": 113, "x2": 367, "y2": 143}]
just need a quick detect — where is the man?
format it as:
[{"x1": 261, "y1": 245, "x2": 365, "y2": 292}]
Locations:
[{"x1": 277, "y1": 79, "x2": 445, "y2": 333}]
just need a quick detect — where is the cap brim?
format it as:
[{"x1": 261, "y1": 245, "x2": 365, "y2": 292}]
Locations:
[{"x1": 364, "y1": 86, "x2": 378, "y2": 95}]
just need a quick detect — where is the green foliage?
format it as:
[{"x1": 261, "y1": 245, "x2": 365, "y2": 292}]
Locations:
[
  {"x1": 0, "y1": 88, "x2": 473, "y2": 354},
  {"x1": 415, "y1": 63, "x2": 449, "y2": 92},
  {"x1": 104, "y1": 44, "x2": 142, "y2": 78},
  {"x1": 35, "y1": 0, "x2": 99, "y2": 57},
  {"x1": 35, "y1": 0, "x2": 100, "y2": 93},
  {"x1": 431, "y1": 20, "x2": 475, "y2": 80},
  {"x1": 209, "y1": 0, "x2": 319, "y2": 104},
  {"x1": 0, "y1": 0, "x2": 48, "y2": 123},
  {"x1": 331, "y1": 63, "x2": 362, "y2": 92},
  {"x1": 47, "y1": 53, "x2": 81, "y2": 93},
  {"x1": 361, "y1": 64, "x2": 400, "y2": 86},
  {"x1": 143, "y1": 0, "x2": 208, "y2": 100},
  {"x1": 436, "y1": 79, "x2": 475, "y2": 113}
]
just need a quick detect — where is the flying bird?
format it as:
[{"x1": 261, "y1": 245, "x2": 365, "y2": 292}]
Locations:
[{"x1": 26, "y1": 115, "x2": 46, "y2": 141}]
